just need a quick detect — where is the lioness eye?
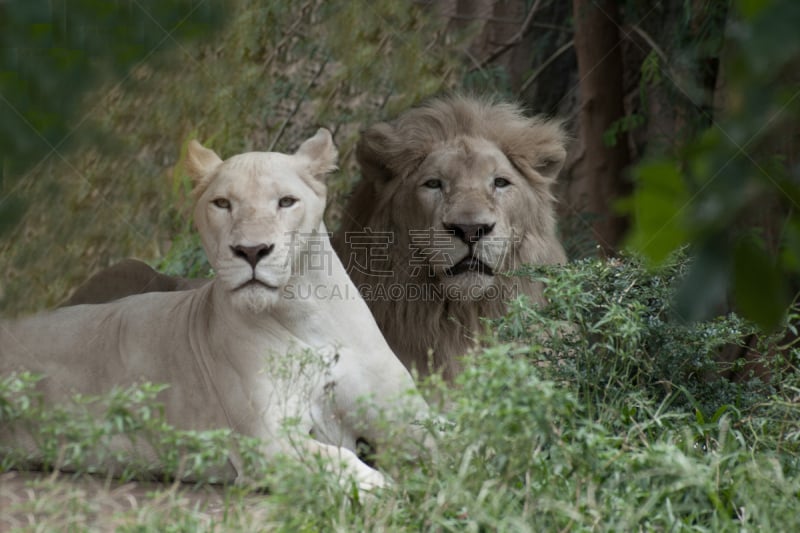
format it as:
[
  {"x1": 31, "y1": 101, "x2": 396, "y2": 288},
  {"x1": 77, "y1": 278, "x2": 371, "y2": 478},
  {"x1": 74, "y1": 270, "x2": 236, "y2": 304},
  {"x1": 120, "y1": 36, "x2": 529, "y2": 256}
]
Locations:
[
  {"x1": 423, "y1": 179, "x2": 443, "y2": 189},
  {"x1": 494, "y1": 177, "x2": 511, "y2": 188},
  {"x1": 278, "y1": 196, "x2": 297, "y2": 208},
  {"x1": 212, "y1": 198, "x2": 231, "y2": 210}
]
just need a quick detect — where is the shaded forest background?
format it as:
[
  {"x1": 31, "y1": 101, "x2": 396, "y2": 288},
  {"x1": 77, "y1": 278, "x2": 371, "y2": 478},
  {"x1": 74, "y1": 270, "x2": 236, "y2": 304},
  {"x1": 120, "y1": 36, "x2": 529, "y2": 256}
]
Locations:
[{"x1": 1, "y1": 0, "x2": 799, "y2": 330}]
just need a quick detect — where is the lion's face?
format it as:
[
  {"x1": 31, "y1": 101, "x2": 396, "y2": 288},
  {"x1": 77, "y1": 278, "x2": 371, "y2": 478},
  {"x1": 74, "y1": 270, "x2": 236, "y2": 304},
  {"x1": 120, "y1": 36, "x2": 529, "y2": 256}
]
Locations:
[
  {"x1": 187, "y1": 130, "x2": 336, "y2": 313},
  {"x1": 346, "y1": 96, "x2": 568, "y2": 305},
  {"x1": 392, "y1": 137, "x2": 536, "y2": 295}
]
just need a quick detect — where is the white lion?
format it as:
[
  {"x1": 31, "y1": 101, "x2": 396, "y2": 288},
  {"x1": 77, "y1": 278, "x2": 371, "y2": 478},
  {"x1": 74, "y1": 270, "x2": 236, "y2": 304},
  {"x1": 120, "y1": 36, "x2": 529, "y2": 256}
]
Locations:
[
  {"x1": 336, "y1": 96, "x2": 568, "y2": 380},
  {"x1": 0, "y1": 129, "x2": 431, "y2": 490}
]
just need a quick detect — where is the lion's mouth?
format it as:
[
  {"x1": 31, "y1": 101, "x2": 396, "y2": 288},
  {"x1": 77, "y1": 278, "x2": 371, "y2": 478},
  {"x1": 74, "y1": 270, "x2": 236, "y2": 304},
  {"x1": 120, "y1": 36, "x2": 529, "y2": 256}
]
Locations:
[
  {"x1": 445, "y1": 257, "x2": 494, "y2": 277},
  {"x1": 235, "y1": 278, "x2": 279, "y2": 291}
]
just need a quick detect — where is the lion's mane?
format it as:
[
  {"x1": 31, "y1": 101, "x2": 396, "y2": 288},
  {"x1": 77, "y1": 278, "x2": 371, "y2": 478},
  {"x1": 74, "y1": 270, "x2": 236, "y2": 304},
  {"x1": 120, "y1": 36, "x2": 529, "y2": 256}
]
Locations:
[{"x1": 335, "y1": 96, "x2": 567, "y2": 380}]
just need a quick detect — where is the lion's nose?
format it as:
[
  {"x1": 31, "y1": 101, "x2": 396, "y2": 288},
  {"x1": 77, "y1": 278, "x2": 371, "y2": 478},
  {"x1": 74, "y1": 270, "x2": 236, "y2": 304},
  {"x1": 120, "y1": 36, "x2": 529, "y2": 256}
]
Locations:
[
  {"x1": 231, "y1": 244, "x2": 274, "y2": 268},
  {"x1": 443, "y1": 222, "x2": 495, "y2": 244}
]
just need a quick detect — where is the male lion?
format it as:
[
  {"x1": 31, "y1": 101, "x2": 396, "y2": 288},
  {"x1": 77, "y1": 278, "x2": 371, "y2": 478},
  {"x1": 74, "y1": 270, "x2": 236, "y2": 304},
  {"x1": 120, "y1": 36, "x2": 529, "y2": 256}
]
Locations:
[
  {"x1": 334, "y1": 96, "x2": 568, "y2": 380},
  {"x1": 0, "y1": 130, "x2": 430, "y2": 490}
]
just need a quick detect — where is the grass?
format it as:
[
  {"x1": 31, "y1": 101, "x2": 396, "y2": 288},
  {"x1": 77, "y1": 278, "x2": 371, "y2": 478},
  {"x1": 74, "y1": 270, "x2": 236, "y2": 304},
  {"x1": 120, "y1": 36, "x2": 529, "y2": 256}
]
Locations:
[{"x1": 0, "y1": 471, "x2": 254, "y2": 532}]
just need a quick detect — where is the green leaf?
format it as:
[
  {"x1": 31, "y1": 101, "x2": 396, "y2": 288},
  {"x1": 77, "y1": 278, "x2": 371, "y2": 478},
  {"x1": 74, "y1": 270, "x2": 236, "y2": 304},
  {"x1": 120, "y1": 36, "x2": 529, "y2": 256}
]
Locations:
[
  {"x1": 780, "y1": 216, "x2": 800, "y2": 273},
  {"x1": 0, "y1": 195, "x2": 27, "y2": 237},
  {"x1": 733, "y1": 237, "x2": 788, "y2": 330},
  {"x1": 695, "y1": 408, "x2": 705, "y2": 425},
  {"x1": 621, "y1": 159, "x2": 690, "y2": 265},
  {"x1": 711, "y1": 405, "x2": 732, "y2": 423},
  {"x1": 737, "y1": 0, "x2": 773, "y2": 19}
]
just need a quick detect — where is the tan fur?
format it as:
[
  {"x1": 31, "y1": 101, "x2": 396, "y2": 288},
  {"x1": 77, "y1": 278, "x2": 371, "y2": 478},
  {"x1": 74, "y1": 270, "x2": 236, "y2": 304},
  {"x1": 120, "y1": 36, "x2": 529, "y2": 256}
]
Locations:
[
  {"x1": 334, "y1": 96, "x2": 567, "y2": 380},
  {"x1": 1, "y1": 130, "x2": 430, "y2": 490}
]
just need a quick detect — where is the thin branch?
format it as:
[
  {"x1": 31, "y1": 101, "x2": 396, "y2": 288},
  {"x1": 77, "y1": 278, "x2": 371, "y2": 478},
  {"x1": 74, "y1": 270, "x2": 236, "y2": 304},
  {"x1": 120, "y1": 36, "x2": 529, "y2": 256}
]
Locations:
[
  {"x1": 624, "y1": 23, "x2": 700, "y2": 109},
  {"x1": 262, "y1": 0, "x2": 315, "y2": 71},
  {"x1": 472, "y1": 0, "x2": 544, "y2": 71},
  {"x1": 268, "y1": 57, "x2": 329, "y2": 151},
  {"x1": 378, "y1": 90, "x2": 393, "y2": 112},
  {"x1": 518, "y1": 39, "x2": 574, "y2": 96},
  {"x1": 450, "y1": 14, "x2": 568, "y2": 31},
  {"x1": 626, "y1": 24, "x2": 668, "y2": 64},
  {"x1": 463, "y1": 48, "x2": 485, "y2": 72}
]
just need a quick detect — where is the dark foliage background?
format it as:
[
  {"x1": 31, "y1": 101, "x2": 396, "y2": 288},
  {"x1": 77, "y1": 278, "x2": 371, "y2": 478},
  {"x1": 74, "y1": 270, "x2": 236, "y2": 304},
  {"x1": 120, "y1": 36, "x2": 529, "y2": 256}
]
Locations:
[
  {"x1": 0, "y1": 0, "x2": 227, "y2": 234},
  {"x1": 2, "y1": 0, "x2": 798, "y2": 330},
  {"x1": 2, "y1": 1, "x2": 800, "y2": 529}
]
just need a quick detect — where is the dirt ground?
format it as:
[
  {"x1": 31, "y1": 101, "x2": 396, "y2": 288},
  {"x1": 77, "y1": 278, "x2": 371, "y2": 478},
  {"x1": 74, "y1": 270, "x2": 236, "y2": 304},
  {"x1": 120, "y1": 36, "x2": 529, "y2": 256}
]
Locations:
[{"x1": 0, "y1": 470, "x2": 267, "y2": 531}]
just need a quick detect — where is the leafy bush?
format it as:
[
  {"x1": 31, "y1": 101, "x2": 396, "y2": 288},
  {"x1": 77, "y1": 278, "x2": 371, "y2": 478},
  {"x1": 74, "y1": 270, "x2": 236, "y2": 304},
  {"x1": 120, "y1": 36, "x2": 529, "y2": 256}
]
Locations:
[
  {"x1": 623, "y1": 0, "x2": 800, "y2": 330},
  {"x1": 499, "y1": 254, "x2": 770, "y2": 416}
]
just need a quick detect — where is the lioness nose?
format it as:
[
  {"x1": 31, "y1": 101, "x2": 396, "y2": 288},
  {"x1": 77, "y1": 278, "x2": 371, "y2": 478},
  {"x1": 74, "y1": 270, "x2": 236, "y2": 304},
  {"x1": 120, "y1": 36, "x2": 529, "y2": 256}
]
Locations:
[
  {"x1": 443, "y1": 222, "x2": 495, "y2": 244},
  {"x1": 231, "y1": 244, "x2": 274, "y2": 268}
]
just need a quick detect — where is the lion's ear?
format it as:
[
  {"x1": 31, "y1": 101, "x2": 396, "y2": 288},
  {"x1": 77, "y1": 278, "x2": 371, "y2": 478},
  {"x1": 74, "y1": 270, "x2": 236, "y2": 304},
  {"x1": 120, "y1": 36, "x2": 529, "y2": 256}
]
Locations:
[
  {"x1": 186, "y1": 140, "x2": 223, "y2": 186},
  {"x1": 531, "y1": 145, "x2": 567, "y2": 180},
  {"x1": 295, "y1": 128, "x2": 338, "y2": 181},
  {"x1": 506, "y1": 119, "x2": 568, "y2": 183},
  {"x1": 355, "y1": 122, "x2": 396, "y2": 183}
]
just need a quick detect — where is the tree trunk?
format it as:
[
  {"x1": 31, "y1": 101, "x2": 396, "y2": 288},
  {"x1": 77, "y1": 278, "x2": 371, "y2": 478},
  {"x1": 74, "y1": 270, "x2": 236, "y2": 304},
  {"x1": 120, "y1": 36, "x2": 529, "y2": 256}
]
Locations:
[{"x1": 570, "y1": 0, "x2": 631, "y2": 253}]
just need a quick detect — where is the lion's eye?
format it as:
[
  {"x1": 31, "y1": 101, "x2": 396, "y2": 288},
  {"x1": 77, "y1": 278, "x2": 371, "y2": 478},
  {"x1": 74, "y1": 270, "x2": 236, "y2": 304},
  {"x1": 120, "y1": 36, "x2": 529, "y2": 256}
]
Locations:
[
  {"x1": 278, "y1": 196, "x2": 298, "y2": 208},
  {"x1": 494, "y1": 177, "x2": 511, "y2": 188},
  {"x1": 212, "y1": 198, "x2": 231, "y2": 210},
  {"x1": 423, "y1": 179, "x2": 443, "y2": 189}
]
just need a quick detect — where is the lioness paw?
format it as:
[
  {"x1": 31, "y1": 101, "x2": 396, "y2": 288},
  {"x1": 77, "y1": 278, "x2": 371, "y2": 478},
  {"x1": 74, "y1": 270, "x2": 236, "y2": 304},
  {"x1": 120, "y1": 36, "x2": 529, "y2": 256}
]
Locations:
[{"x1": 353, "y1": 466, "x2": 387, "y2": 492}]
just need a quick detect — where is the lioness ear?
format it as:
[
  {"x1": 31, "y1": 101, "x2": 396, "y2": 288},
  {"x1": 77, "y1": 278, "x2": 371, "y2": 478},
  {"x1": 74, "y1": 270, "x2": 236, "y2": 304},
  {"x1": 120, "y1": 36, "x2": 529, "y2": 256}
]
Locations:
[
  {"x1": 186, "y1": 140, "x2": 223, "y2": 186},
  {"x1": 295, "y1": 128, "x2": 338, "y2": 180}
]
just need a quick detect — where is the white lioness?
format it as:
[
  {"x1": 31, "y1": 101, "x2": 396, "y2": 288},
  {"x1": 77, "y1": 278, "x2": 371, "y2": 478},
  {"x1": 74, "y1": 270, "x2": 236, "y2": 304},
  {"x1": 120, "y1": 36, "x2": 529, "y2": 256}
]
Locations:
[{"x1": 0, "y1": 129, "x2": 430, "y2": 490}]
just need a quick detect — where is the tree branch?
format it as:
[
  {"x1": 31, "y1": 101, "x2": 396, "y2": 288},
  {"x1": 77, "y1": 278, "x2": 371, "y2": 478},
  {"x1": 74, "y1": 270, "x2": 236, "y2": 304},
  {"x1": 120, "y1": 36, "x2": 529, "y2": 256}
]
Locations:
[
  {"x1": 471, "y1": 0, "x2": 544, "y2": 71},
  {"x1": 268, "y1": 57, "x2": 329, "y2": 151},
  {"x1": 518, "y1": 39, "x2": 574, "y2": 96}
]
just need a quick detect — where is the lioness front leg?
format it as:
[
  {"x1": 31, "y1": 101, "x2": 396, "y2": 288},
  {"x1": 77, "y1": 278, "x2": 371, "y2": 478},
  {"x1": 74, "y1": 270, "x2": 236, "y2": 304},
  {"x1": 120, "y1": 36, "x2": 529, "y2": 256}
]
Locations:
[
  {"x1": 301, "y1": 440, "x2": 387, "y2": 491},
  {"x1": 230, "y1": 439, "x2": 386, "y2": 492}
]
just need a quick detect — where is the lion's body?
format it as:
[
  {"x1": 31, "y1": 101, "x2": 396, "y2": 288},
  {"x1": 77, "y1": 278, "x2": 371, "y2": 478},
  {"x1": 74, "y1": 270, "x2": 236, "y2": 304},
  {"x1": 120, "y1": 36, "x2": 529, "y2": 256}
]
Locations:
[
  {"x1": 64, "y1": 258, "x2": 208, "y2": 306},
  {"x1": 334, "y1": 96, "x2": 567, "y2": 380},
  {"x1": 0, "y1": 131, "x2": 429, "y2": 489}
]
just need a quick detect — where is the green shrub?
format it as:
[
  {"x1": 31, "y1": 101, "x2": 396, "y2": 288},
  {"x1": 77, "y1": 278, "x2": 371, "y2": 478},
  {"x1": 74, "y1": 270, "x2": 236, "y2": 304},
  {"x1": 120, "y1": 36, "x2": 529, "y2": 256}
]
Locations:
[{"x1": 498, "y1": 254, "x2": 772, "y2": 416}]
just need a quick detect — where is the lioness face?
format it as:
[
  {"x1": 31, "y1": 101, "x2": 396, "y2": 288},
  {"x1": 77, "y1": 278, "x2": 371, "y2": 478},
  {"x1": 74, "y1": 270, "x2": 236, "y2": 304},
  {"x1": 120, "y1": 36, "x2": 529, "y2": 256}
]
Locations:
[
  {"x1": 394, "y1": 137, "x2": 548, "y2": 297},
  {"x1": 187, "y1": 131, "x2": 335, "y2": 313}
]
